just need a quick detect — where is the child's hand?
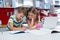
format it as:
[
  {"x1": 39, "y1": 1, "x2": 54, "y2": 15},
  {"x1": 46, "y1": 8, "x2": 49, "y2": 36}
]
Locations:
[
  {"x1": 30, "y1": 18, "x2": 34, "y2": 27},
  {"x1": 19, "y1": 24, "x2": 23, "y2": 27},
  {"x1": 29, "y1": 26, "x2": 35, "y2": 30},
  {"x1": 29, "y1": 18, "x2": 34, "y2": 28},
  {"x1": 19, "y1": 24, "x2": 26, "y2": 31},
  {"x1": 31, "y1": 18, "x2": 34, "y2": 25}
]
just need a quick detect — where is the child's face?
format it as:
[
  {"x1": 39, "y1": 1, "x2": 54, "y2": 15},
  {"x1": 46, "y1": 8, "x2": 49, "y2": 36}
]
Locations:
[
  {"x1": 16, "y1": 13, "x2": 24, "y2": 20},
  {"x1": 28, "y1": 12, "x2": 36, "y2": 20}
]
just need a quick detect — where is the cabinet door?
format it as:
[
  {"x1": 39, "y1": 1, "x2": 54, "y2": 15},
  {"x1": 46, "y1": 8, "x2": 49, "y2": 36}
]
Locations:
[{"x1": 0, "y1": 8, "x2": 14, "y2": 25}]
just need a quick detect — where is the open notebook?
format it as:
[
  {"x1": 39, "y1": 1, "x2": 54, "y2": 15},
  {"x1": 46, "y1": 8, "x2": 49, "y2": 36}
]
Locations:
[
  {"x1": 8, "y1": 30, "x2": 25, "y2": 34},
  {"x1": 7, "y1": 29, "x2": 51, "y2": 35},
  {"x1": 8, "y1": 29, "x2": 31, "y2": 34}
]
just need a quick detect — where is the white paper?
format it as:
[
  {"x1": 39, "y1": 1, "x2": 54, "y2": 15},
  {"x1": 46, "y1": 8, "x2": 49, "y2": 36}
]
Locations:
[
  {"x1": 41, "y1": 10, "x2": 49, "y2": 15},
  {"x1": 29, "y1": 28, "x2": 51, "y2": 35}
]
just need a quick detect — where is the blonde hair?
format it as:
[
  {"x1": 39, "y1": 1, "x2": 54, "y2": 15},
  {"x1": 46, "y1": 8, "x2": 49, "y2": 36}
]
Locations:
[{"x1": 16, "y1": 7, "x2": 28, "y2": 16}]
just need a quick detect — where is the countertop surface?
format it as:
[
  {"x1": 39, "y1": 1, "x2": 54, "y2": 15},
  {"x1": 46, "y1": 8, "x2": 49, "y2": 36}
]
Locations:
[{"x1": 0, "y1": 28, "x2": 60, "y2": 40}]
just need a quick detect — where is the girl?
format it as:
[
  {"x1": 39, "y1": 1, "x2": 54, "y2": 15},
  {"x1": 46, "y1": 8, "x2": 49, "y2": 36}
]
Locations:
[{"x1": 26, "y1": 8, "x2": 42, "y2": 30}]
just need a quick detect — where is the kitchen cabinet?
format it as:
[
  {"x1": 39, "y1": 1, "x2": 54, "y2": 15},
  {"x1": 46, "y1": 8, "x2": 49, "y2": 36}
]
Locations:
[{"x1": 0, "y1": 8, "x2": 14, "y2": 25}]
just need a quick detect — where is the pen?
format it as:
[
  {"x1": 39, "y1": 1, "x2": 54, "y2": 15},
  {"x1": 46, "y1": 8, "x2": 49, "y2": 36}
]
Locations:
[{"x1": 14, "y1": 31, "x2": 25, "y2": 34}]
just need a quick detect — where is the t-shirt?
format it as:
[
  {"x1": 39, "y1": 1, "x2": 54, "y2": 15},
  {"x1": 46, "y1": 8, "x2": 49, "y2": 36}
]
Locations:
[
  {"x1": 36, "y1": 23, "x2": 42, "y2": 29},
  {"x1": 7, "y1": 14, "x2": 26, "y2": 29}
]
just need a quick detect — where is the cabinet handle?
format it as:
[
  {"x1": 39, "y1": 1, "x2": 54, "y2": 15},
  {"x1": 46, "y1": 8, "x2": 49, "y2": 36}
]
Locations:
[
  {"x1": 7, "y1": 12, "x2": 9, "y2": 16},
  {"x1": 10, "y1": 12, "x2": 12, "y2": 16}
]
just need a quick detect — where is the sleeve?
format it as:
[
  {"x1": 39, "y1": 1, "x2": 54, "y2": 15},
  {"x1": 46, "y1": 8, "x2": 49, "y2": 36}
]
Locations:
[
  {"x1": 22, "y1": 16, "x2": 27, "y2": 24},
  {"x1": 8, "y1": 18, "x2": 13, "y2": 23},
  {"x1": 8, "y1": 16, "x2": 13, "y2": 23},
  {"x1": 7, "y1": 16, "x2": 13, "y2": 29}
]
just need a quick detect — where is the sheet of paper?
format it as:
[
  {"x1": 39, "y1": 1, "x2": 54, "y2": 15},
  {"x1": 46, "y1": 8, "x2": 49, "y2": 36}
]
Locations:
[{"x1": 29, "y1": 28, "x2": 51, "y2": 35}]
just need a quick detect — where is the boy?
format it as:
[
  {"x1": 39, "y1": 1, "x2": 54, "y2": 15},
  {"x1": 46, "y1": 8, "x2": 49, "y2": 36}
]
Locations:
[{"x1": 7, "y1": 7, "x2": 26, "y2": 31}]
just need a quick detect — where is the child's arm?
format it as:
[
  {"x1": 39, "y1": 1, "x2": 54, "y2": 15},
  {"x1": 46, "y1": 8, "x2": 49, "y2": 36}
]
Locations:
[
  {"x1": 9, "y1": 22, "x2": 26, "y2": 31},
  {"x1": 28, "y1": 18, "x2": 33, "y2": 27},
  {"x1": 28, "y1": 18, "x2": 35, "y2": 30}
]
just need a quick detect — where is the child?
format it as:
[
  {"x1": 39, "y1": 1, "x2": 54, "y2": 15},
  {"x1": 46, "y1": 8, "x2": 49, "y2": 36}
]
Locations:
[
  {"x1": 7, "y1": 7, "x2": 26, "y2": 31},
  {"x1": 26, "y1": 8, "x2": 42, "y2": 30}
]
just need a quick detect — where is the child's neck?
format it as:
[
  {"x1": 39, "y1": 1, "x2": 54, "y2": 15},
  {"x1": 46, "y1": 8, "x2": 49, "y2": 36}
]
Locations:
[{"x1": 16, "y1": 18, "x2": 20, "y2": 22}]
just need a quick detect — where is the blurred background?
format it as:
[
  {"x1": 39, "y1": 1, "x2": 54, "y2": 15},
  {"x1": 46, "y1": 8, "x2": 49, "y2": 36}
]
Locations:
[{"x1": 0, "y1": 0, "x2": 60, "y2": 29}]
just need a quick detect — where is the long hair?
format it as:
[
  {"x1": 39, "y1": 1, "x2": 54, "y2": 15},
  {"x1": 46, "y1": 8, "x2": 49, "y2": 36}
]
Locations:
[{"x1": 26, "y1": 7, "x2": 39, "y2": 21}]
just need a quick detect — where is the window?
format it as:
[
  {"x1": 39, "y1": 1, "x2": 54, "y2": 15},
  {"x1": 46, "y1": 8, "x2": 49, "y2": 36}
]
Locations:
[{"x1": 18, "y1": 0, "x2": 23, "y2": 4}]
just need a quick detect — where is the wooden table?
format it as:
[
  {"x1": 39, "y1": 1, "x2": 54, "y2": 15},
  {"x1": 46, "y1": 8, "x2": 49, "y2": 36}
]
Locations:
[{"x1": 0, "y1": 25, "x2": 7, "y2": 28}]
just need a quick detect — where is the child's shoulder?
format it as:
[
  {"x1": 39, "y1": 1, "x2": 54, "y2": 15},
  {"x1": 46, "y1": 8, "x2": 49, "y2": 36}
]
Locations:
[{"x1": 10, "y1": 14, "x2": 15, "y2": 18}]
